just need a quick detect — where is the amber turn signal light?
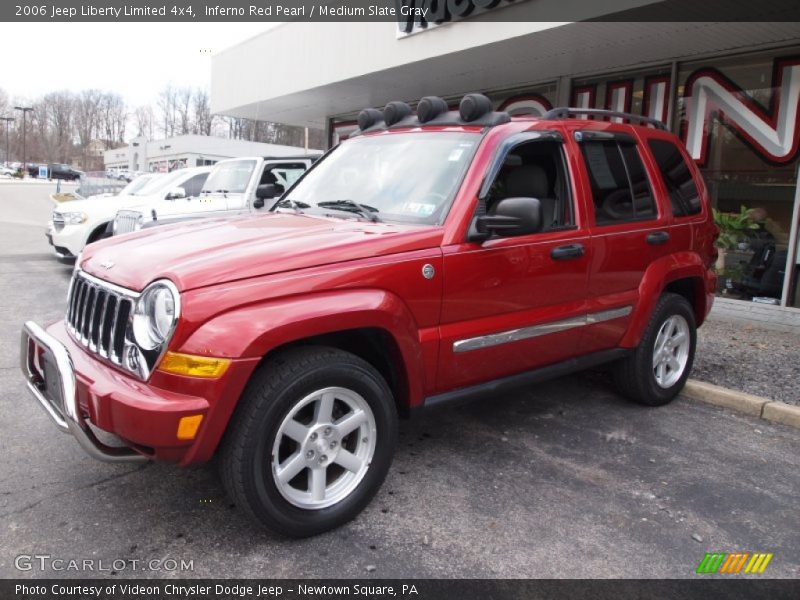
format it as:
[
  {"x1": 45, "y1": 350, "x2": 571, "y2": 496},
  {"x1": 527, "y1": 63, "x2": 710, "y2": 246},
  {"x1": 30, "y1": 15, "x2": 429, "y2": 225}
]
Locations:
[
  {"x1": 177, "y1": 415, "x2": 204, "y2": 440},
  {"x1": 158, "y1": 351, "x2": 231, "y2": 378}
]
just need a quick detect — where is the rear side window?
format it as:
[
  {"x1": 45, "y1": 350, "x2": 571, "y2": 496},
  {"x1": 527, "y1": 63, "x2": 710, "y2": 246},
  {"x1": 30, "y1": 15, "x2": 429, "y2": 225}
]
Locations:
[
  {"x1": 648, "y1": 139, "x2": 702, "y2": 216},
  {"x1": 580, "y1": 140, "x2": 657, "y2": 225}
]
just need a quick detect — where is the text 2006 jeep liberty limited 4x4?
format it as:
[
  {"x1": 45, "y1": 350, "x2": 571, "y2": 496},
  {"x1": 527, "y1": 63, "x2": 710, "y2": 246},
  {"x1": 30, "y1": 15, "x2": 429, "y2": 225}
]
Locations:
[{"x1": 21, "y1": 94, "x2": 717, "y2": 537}]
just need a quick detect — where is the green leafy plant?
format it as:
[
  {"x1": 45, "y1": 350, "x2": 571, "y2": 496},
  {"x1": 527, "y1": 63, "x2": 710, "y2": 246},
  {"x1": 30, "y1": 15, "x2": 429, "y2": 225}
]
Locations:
[{"x1": 713, "y1": 205, "x2": 760, "y2": 249}]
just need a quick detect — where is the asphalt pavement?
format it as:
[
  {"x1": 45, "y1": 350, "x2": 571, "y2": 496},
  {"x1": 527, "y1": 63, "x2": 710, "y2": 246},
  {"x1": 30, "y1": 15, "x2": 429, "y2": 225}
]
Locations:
[{"x1": 1, "y1": 181, "x2": 799, "y2": 579}]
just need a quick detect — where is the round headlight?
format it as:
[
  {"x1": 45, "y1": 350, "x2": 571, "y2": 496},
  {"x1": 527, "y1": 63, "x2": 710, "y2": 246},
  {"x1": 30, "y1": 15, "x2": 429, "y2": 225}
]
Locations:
[{"x1": 132, "y1": 281, "x2": 179, "y2": 350}]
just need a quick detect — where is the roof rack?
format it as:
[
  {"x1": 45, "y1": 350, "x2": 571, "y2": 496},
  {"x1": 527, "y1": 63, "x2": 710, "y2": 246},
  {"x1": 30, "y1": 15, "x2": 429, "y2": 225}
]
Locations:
[{"x1": 543, "y1": 107, "x2": 667, "y2": 130}]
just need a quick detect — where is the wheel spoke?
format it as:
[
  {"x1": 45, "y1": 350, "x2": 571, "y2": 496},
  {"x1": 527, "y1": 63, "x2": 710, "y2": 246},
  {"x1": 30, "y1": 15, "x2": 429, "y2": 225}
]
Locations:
[
  {"x1": 656, "y1": 361, "x2": 666, "y2": 383},
  {"x1": 282, "y1": 419, "x2": 309, "y2": 443},
  {"x1": 310, "y1": 467, "x2": 326, "y2": 501},
  {"x1": 314, "y1": 392, "x2": 335, "y2": 425},
  {"x1": 671, "y1": 332, "x2": 687, "y2": 348},
  {"x1": 276, "y1": 452, "x2": 305, "y2": 484},
  {"x1": 667, "y1": 356, "x2": 681, "y2": 373},
  {"x1": 335, "y1": 409, "x2": 367, "y2": 437},
  {"x1": 335, "y1": 449, "x2": 364, "y2": 473}
]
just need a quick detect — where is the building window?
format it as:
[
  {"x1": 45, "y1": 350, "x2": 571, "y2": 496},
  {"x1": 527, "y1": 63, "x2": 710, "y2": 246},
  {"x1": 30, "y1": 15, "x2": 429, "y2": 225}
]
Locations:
[{"x1": 677, "y1": 51, "x2": 800, "y2": 306}]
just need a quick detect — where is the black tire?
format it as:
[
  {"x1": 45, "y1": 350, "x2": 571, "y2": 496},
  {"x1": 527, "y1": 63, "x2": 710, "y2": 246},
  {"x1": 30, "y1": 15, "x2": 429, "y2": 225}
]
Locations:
[
  {"x1": 220, "y1": 346, "x2": 397, "y2": 537},
  {"x1": 614, "y1": 293, "x2": 696, "y2": 406},
  {"x1": 86, "y1": 223, "x2": 111, "y2": 245}
]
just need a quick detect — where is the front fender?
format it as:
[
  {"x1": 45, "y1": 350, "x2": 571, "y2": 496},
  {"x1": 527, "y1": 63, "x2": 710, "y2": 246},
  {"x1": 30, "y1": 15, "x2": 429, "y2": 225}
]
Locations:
[
  {"x1": 619, "y1": 252, "x2": 712, "y2": 348},
  {"x1": 178, "y1": 288, "x2": 429, "y2": 406}
]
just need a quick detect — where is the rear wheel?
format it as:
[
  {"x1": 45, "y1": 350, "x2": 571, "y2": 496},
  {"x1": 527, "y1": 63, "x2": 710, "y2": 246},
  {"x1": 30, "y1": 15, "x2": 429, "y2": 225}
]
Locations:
[
  {"x1": 614, "y1": 293, "x2": 696, "y2": 406},
  {"x1": 220, "y1": 346, "x2": 397, "y2": 537}
]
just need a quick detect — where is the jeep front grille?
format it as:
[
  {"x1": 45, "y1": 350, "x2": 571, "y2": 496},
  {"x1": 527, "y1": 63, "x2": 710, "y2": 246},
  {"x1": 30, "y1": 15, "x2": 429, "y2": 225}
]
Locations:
[
  {"x1": 52, "y1": 211, "x2": 65, "y2": 232},
  {"x1": 66, "y1": 271, "x2": 136, "y2": 365}
]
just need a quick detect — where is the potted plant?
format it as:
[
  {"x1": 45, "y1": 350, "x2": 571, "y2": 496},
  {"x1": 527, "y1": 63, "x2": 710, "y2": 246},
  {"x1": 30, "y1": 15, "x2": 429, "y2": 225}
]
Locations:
[{"x1": 713, "y1": 205, "x2": 761, "y2": 285}]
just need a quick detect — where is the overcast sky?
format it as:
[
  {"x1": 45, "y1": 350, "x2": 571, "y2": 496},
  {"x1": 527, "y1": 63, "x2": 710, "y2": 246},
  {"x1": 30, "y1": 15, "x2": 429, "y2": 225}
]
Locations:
[{"x1": 0, "y1": 23, "x2": 272, "y2": 106}]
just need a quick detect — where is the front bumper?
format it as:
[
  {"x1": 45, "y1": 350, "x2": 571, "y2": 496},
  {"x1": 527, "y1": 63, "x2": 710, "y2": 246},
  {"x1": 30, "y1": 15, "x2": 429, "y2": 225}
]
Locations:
[
  {"x1": 21, "y1": 321, "x2": 145, "y2": 462},
  {"x1": 21, "y1": 320, "x2": 258, "y2": 465}
]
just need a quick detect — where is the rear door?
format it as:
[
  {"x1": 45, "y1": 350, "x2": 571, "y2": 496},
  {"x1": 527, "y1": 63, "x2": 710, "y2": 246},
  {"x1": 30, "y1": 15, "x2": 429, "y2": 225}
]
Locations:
[{"x1": 571, "y1": 129, "x2": 672, "y2": 352}]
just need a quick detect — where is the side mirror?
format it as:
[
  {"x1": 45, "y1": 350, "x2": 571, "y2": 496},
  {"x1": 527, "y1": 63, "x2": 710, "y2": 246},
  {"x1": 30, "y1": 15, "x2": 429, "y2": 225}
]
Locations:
[
  {"x1": 254, "y1": 183, "x2": 284, "y2": 209},
  {"x1": 256, "y1": 183, "x2": 283, "y2": 200},
  {"x1": 469, "y1": 197, "x2": 543, "y2": 242},
  {"x1": 166, "y1": 187, "x2": 186, "y2": 200}
]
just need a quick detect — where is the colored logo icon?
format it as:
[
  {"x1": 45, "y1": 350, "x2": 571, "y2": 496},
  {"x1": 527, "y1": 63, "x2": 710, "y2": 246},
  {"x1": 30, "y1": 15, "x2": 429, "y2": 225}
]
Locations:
[{"x1": 696, "y1": 552, "x2": 773, "y2": 574}]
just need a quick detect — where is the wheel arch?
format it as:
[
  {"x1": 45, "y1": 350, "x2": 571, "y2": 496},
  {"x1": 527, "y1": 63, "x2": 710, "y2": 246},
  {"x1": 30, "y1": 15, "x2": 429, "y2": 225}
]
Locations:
[
  {"x1": 620, "y1": 252, "x2": 709, "y2": 347},
  {"x1": 85, "y1": 221, "x2": 111, "y2": 245},
  {"x1": 178, "y1": 289, "x2": 427, "y2": 413}
]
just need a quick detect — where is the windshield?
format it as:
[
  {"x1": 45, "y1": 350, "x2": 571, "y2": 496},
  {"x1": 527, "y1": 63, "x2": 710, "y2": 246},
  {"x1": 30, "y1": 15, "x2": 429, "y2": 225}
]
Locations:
[
  {"x1": 120, "y1": 174, "x2": 158, "y2": 196},
  {"x1": 283, "y1": 132, "x2": 479, "y2": 225},
  {"x1": 131, "y1": 170, "x2": 186, "y2": 196},
  {"x1": 202, "y1": 159, "x2": 257, "y2": 194}
]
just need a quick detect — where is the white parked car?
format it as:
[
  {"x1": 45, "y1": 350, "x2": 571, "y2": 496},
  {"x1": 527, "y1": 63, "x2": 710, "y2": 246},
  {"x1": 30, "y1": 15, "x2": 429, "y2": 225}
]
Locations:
[
  {"x1": 112, "y1": 156, "x2": 318, "y2": 235},
  {"x1": 46, "y1": 167, "x2": 210, "y2": 259}
]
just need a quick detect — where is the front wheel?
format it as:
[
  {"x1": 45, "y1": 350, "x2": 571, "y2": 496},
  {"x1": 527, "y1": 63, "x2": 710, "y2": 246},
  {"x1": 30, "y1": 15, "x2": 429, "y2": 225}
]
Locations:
[
  {"x1": 220, "y1": 346, "x2": 397, "y2": 537},
  {"x1": 614, "y1": 293, "x2": 696, "y2": 406}
]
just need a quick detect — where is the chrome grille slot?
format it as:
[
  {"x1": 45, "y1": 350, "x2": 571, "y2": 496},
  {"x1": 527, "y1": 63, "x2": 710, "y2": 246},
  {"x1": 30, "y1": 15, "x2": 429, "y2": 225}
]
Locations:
[
  {"x1": 112, "y1": 299, "x2": 132, "y2": 362},
  {"x1": 66, "y1": 271, "x2": 139, "y2": 370},
  {"x1": 114, "y1": 211, "x2": 141, "y2": 235}
]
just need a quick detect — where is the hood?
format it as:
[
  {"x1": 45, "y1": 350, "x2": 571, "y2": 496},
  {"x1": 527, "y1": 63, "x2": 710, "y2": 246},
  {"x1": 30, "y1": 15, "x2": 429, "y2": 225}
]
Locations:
[
  {"x1": 54, "y1": 193, "x2": 136, "y2": 215},
  {"x1": 80, "y1": 212, "x2": 443, "y2": 291},
  {"x1": 121, "y1": 191, "x2": 244, "y2": 218}
]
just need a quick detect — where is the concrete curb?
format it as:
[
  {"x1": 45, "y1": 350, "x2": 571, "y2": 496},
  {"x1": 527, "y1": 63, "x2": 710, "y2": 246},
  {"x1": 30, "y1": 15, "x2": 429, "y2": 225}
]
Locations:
[{"x1": 683, "y1": 379, "x2": 800, "y2": 429}]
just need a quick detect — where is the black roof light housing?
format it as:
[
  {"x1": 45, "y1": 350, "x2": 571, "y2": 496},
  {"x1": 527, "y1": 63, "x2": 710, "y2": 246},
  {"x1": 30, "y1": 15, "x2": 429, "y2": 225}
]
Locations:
[
  {"x1": 383, "y1": 101, "x2": 413, "y2": 126},
  {"x1": 417, "y1": 96, "x2": 449, "y2": 123},
  {"x1": 357, "y1": 108, "x2": 385, "y2": 133},
  {"x1": 459, "y1": 93, "x2": 493, "y2": 122},
  {"x1": 350, "y1": 94, "x2": 511, "y2": 136}
]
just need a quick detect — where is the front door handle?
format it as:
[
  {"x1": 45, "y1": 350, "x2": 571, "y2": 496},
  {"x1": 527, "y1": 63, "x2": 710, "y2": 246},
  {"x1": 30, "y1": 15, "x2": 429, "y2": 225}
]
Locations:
[
  {"x1": 551, "y1": 243, "x2": 585, "y2": 261},
  {"x1": 646, "y1": 231, "x2": 670, "y2": 245}
]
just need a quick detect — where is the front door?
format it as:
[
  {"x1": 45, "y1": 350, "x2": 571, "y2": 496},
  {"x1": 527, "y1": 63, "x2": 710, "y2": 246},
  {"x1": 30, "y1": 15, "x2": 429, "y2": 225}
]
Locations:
[{"x1": 437, "y1": 134, "x2": 592, "y2": 392}]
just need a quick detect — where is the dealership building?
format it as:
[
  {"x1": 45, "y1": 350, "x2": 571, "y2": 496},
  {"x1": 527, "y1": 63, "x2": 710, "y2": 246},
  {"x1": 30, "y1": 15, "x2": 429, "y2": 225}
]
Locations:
[
  {"x1": 104, "y1": 134, "x2": 315, "y2": 173},
  {"x1": 211, "y1": 5, "x2": 800, "y2": 321}
]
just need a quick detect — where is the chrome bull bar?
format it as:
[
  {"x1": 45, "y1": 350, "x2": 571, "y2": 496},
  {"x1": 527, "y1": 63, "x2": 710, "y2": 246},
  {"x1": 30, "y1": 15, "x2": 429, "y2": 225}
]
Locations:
[{"x1": 20, "y1": 321, "x2": 147, "y2": 463}]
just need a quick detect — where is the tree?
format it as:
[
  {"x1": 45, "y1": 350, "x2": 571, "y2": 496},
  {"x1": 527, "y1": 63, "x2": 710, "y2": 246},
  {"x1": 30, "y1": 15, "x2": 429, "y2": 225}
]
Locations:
[
  {"x1": 134, "y1": 105, "x2": 154, "y2": 139},
  {"x1": 157, "y1": 84, "x2": 178, "y2": 137},
  {"x1": 192, "y1": 88, "x2": 214, "y2": 135},
  {"x1": 99, "y1": 92, "x2": 127, "y2": 148}
]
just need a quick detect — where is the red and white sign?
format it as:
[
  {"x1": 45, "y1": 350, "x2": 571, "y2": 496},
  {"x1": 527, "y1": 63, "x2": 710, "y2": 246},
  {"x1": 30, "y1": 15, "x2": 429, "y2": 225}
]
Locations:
[
  {"x1": 682, "y1": 56, "x2": 800, "y2": 165},
  {"x1": 498, "y1": 94, "x2": 553, "y2": 117}
]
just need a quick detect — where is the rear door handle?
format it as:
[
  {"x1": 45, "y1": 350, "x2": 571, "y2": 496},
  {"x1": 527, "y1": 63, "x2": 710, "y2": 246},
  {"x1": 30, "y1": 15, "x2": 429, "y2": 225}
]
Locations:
[
  {"x1": 646, "y1": 231, "x2": 670, "y2": 245},
  {"x1": 551, "y1": 243, "x2": 585, "y2": 261}
]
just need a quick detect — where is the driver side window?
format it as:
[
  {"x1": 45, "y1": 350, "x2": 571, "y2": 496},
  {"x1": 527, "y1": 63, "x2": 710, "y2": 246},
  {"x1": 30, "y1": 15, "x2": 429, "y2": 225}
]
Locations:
[{"x1": 485, "y1": 140, "x2": 574, "y2": 231}]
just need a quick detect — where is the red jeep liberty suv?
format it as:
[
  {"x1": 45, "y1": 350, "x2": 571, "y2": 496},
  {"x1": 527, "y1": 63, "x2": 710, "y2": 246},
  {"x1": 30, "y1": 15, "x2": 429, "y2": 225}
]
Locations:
[{"x1": 21, "y1": 94, "x2": 717, "y2": 537}]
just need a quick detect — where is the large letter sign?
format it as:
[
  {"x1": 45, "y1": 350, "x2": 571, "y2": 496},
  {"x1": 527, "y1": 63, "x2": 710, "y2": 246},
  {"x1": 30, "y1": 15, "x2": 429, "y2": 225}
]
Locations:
[{"x1": 683, "y1": 56, "x2": 800, "y2": 165}]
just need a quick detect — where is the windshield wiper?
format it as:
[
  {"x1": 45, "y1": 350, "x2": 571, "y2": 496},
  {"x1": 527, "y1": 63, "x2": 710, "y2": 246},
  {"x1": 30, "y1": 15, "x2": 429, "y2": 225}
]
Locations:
[{"x1": 317, "y1": 200, "x2": 381, "y2": 223}]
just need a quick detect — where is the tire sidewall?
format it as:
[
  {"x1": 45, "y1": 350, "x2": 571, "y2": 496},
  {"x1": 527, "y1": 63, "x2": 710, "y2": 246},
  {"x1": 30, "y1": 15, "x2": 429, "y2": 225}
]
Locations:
[
  {"x1": 243, "y1": 357, "x2": 396, "y2": 536},
  {"x1": 640, "y1": 296, "x2": 697, "y2": 404}
]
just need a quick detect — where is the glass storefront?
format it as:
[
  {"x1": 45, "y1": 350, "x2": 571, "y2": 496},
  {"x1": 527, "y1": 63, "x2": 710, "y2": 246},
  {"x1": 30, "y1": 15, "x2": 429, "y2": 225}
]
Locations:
[
  {"x1": 677, "y1": 52, "x2": 800, "y2": 307},
  {"x1": 567, "y1": 51, "x2": 800, "y2": 309}
]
